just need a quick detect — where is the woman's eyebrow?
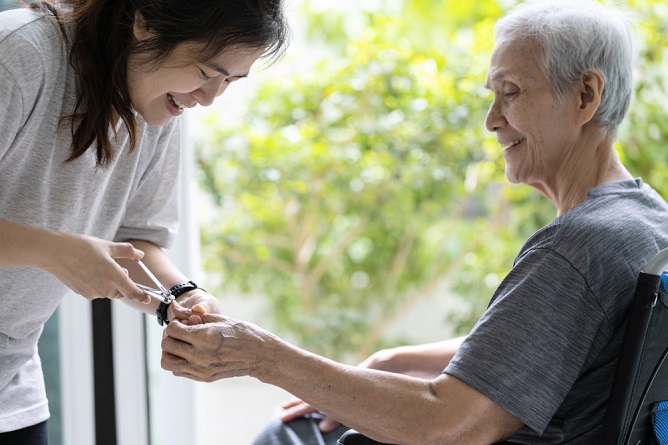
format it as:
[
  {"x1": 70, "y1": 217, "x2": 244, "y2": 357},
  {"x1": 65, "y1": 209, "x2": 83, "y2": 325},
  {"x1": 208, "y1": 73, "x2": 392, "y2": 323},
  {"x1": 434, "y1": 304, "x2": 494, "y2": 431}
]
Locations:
[{"x1": 205, "y1": 62, "x2": 249, "y2": 78}]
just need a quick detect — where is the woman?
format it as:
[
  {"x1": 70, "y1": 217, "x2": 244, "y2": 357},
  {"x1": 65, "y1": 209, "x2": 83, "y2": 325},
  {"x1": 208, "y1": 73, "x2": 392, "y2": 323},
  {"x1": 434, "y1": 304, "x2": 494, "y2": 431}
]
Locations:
[
  {"x1": 161, "y1": 0, "x2": 668, "y2": 443},
  {"x1": 0, "y1": 0, "x2": 289, "y2": 443}
]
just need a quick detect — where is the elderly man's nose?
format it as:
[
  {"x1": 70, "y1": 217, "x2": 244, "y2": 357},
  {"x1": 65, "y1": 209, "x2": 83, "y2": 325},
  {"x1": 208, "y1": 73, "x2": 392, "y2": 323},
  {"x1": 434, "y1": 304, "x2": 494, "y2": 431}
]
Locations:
[{"x1": 485, "y1": 101, "x2": 505, "y2": 132}]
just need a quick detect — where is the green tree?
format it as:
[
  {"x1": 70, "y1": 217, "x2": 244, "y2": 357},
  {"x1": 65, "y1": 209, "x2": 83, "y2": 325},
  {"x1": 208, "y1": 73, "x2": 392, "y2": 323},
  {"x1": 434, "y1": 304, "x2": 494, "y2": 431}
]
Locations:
[{"x1": 196, "y1": 0, "x2": 668, "y2": 361}]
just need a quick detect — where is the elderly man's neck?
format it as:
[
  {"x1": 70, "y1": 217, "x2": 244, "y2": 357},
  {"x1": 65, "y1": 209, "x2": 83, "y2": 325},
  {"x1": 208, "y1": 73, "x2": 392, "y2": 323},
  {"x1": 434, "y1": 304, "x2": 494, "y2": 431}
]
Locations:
[{"x1": 531, "y1": 129, "x2": 633, "y2": 215}]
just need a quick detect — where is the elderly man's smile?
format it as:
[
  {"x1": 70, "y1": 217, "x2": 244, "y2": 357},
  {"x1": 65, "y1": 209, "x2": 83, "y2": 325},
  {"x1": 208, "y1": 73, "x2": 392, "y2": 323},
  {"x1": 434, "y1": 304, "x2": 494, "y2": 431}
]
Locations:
[{"x1": 500, "y1": 138, "x2": 525, "y2": 150}]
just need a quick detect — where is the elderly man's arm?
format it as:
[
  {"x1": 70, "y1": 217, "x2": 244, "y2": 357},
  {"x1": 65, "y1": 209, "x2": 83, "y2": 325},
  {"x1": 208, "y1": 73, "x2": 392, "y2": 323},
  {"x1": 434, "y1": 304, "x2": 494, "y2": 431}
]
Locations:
[
  {"x1": 279, "y1": 336, "x2": 468, "y2": 428},
  {"x1": 161, "y1": 312, "x2": 522, "y2": 445}
]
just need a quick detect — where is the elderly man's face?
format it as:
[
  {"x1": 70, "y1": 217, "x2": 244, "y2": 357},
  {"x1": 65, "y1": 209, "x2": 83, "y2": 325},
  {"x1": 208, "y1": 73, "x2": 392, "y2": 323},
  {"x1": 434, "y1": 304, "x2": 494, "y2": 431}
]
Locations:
[{"x1": 485, "y1": 36, "x2": 582, "y2": 188}]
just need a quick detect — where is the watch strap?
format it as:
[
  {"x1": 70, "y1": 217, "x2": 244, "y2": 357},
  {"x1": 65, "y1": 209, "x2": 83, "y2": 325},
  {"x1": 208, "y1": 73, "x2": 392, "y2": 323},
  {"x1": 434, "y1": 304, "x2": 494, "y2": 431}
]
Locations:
[
  {"x1": 169, "y1": 280, "x2": 200, "y2": 298},
  {"x1": 156, "y1": 281, "x2": 204, "y2": 326},
  {"x1": 156, "y1": 301, "x2": 171, "y2": 326}
]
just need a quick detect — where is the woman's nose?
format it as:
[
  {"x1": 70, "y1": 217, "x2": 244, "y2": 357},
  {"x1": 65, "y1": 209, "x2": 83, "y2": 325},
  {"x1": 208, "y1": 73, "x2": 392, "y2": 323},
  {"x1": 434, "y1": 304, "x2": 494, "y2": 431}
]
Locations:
[{"x1": 193, "y1": 78, "x2": 228, "y2": 107}]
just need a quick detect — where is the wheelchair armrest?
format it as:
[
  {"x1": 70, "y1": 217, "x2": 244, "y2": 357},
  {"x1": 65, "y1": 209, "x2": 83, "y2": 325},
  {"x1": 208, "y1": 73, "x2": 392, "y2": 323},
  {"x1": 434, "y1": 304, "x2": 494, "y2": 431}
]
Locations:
[{"x1": 337, "y1": 429, "x2": 396, "y2": 445}]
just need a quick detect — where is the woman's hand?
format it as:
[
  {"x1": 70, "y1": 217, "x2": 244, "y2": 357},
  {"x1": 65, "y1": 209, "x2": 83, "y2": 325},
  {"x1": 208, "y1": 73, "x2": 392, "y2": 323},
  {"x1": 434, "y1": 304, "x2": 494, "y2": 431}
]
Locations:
[
  {"x1": 43, "y1": 231, "x2": 149, "y2": 302},
  {"x1": 0, "y1": 219, "x2": 148, "y2": 302}
]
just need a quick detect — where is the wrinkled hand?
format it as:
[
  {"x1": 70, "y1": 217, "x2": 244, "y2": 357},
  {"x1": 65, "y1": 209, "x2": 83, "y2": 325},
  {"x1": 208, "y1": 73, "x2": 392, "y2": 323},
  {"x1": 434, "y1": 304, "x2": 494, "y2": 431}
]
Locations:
[
  {"x1": 46, "y1": 232, "x2": 148, "y2": 303},
  {"x1": 161, "y1": 310, "x2": 275, "y2": 382}
]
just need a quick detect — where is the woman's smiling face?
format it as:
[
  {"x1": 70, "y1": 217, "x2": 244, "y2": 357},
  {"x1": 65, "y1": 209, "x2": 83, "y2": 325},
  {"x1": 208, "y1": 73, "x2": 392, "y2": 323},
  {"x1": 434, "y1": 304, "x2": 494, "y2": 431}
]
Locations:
[
  {"x1": 127, "y1": 23, "x2": 264, "y2": 127},
  {"x1": 484, "y1": 35, "x2": 582, "y2": 187}
]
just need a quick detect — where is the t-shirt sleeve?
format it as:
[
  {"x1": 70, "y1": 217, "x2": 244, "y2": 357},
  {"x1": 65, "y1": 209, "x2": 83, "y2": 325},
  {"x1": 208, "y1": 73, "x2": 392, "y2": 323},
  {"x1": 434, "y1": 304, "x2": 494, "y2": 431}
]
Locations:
[
  {"x1": 0, "y1": 52, "x2": 28, "y2": 160},
  {"x1": 443, "y1": 247, "x2": 611, "y2": 434},
  {"x1": 114, "y1": 119, "x2": 182, "y2": 248}
]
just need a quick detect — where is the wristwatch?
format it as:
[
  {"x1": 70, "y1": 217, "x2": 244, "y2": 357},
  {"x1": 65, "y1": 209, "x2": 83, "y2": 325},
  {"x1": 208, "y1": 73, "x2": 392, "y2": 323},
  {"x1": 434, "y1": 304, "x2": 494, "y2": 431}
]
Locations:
[{"x1": 156, "y1": 281, "x2": 201, "y2": 326}]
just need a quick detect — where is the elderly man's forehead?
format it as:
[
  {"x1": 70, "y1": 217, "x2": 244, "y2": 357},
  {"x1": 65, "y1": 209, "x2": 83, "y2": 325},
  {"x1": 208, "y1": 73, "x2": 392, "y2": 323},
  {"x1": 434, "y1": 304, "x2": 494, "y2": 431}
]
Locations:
[{"x1": 485, "y1": 35, "x2": 545, "y2": 85}]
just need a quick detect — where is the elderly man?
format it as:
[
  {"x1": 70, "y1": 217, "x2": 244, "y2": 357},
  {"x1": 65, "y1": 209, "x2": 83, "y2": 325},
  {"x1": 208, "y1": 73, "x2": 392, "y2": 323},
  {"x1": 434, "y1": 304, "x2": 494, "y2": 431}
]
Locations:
[{"x1": 161, "y1": 0, "x2": 668, "y2": 443}]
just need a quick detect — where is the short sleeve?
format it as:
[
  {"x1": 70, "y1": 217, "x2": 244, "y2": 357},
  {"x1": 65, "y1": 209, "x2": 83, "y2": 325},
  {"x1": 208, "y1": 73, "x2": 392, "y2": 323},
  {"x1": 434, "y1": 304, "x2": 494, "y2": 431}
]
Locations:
[
  {"x1": 114, "y1": 119, "x2": 182, "y2": 248},
  {"x1": 0, "y1": 59, "x2": 27, "y2": 160},
  {"x1": 444, "y1": 248, "x2": 611, "y2": 434}
]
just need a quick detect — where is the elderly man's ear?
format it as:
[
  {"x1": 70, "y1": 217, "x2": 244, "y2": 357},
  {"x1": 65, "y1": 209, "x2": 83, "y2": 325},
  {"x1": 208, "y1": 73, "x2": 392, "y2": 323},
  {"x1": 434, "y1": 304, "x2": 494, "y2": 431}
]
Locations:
[{"x1": 577, "y1": 69, "x2": 604, "y2": 125}]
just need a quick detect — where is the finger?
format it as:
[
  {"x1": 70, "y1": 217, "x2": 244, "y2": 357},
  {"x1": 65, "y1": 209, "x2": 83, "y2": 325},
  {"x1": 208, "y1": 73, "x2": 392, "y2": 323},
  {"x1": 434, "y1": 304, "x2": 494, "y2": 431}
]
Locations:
[
  {"x1": 319, "y1": 417, "x2": 341, "y2": 433},
  {"x1": 171, "y1": 370, "x2": 227, "y2": 383},
  {"x1": 171, "y1": 309, "x2": 222, "y2": 325},
  {"x1": 168, "y1": 300, "x2": 213, "y2": 323},
  {"x1": 162, "y1": 319, "x2": 215, "y2": 347},
  {"x1": 170, "y1": 300, "x2": 193, "y2": 321},
  {"x1": 117, "y1": 272, "x2": 150, "y2": 304},
  {"x1": 281, "y1": 398, "x2": 306, "y2": 409},
  {"x1": 161, "y1": 353, "x2": 202, "y2": 377},
  {"x1": 162, "y1": 320, "x2": 195, "y2": 345},
  {"x1": 161, "y1": 337, "x2": 198, "y2": 367},
  {"x1": 195, "y1": 312, "x2": 223, "y2": 324},
  {"x1": 192, "y1": 304, "x2": 207, "y2": 315},
  {"x1": 187, "y1": 314, "x2": 205, "y2": 325},
  {"x1": 184, "y1": 298, "x2": 219, "y2": 315},
  {"x1": 173, "y1": 368, "x2": 244, "y2": 383},
  {"x1": 123, "y1": 284, "x2": 150, "y2": 304},
  {"x1": 170, "y1": 307, "x2": 213, "y2": 326},
  {"x1": 280, "y1": 403, "x2": 318, "y2": 422},
  {"x1": 162, "y1": 350, "x2": 245, "y2": 381}
]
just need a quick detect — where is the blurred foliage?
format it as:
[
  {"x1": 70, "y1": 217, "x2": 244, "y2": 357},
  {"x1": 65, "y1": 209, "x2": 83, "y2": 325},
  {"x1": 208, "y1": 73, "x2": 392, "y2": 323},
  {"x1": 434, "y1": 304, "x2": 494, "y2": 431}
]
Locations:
[{"x1": 196, "y1": 0, "x2": 668, "y2": 361}]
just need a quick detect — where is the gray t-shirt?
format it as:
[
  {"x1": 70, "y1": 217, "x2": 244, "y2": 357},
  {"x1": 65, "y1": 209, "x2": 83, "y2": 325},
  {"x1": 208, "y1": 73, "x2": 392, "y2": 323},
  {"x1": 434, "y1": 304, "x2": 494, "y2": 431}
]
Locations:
[
  {"x1": 0, "y1": 9, "x2": 181, "y2": 431},
  {"x1": 445, "y1": 179, "x2": 668, "y2": 443}
]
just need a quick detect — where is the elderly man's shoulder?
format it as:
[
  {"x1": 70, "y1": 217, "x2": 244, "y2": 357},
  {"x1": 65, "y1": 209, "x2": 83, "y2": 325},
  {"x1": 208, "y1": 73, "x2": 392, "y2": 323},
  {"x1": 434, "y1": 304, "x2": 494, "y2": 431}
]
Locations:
[{"x1": 523, "y1": 185, "x2": 668, "y2": 261}]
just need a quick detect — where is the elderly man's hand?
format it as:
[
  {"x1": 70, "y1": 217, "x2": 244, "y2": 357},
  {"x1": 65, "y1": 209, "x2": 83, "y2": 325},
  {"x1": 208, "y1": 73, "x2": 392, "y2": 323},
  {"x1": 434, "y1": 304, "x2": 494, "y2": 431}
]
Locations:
[{"x1": 161, "y1": 310, "x2": 276, "y2": 382}]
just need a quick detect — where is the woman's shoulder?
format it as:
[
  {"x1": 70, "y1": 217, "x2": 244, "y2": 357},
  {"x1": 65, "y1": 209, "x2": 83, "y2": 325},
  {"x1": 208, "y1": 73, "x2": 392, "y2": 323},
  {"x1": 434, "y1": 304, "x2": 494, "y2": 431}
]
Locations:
[
  {"x1": 0, "y1": 8, "x2": 68, "y2": 68},
  {"x1": 0, "y1": 8, "x2": 71, "y2": 105},
  {"x1": 1, "y1": 8, "x2": 51, "y2": 38}
]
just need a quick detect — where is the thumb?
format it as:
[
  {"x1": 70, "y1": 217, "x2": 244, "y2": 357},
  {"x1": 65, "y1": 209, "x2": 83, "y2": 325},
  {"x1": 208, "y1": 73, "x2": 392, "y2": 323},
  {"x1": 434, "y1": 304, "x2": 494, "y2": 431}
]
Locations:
[
  {"x1": 170, "y1": 300, "x2": 191, "y2": 321},
  {"x1": 110, "y1": 242, "x2": 144, "y2": 261}
]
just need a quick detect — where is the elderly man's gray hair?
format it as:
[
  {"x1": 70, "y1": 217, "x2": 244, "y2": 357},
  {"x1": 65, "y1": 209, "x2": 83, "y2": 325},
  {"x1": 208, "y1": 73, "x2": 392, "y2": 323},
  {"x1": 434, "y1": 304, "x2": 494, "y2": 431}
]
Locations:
[{"x1": 496, "y1": 0, "x2": 634, "y2": 137}]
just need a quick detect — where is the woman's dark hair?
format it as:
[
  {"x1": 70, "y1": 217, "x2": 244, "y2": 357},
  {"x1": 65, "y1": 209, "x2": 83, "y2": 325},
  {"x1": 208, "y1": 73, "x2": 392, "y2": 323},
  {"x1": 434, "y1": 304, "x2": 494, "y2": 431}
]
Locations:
[{"x1": 30, "y1": 0, "x2": 290, "y2": 167}]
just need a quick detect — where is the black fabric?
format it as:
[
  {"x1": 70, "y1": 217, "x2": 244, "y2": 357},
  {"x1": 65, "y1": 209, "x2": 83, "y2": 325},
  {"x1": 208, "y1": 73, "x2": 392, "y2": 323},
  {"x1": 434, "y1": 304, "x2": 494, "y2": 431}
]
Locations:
[
  {"x1": 336, "y1": 429, "x2": 519, "y2": 445},
  {"x1": 255, "y1": 421, "x2": 519, "y2": 445},
  {"x1": 336, "y1": 429, "x2": 393, "y2": 445},
  {"x1": 0, "y1": 420, "x2": 48, "y2": 445},
  {"x1": 253, "y1": 415, "x2": 351, "y2": 445},
  {"x1": 601, "y1": 271, "x2": 668, "y2": 444}
]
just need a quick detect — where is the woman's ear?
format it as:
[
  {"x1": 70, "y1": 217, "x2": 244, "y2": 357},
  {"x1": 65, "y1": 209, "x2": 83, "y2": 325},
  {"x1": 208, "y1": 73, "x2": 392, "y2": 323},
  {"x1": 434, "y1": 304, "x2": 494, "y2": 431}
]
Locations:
[
  {"x1": 577, "y1": 69, "x2": 604, "y2": 125},
  {"x1": 133, "y1": 11, "x2": 152, "y2": 41}
]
